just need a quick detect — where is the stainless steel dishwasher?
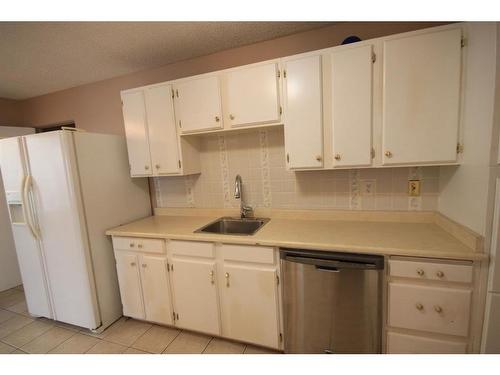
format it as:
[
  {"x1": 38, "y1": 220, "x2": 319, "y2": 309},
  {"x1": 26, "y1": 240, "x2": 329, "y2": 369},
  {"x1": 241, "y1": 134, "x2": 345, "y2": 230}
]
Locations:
[{"x1": 280, "y1": 248, "x2": 384, "y2": 354}]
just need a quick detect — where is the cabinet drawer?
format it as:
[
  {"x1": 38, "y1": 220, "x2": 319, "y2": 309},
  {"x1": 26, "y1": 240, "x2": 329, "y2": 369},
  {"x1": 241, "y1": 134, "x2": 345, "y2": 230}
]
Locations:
[
  {"x1": 388, "y1": 282, "x2": 471, "y2": 337},
  {"x1": 389, "y1": 258, "x2": 473, "y2": 283},
  {"x1": 220, "y1": 244, "x2": 275, "y2": 264},
  {"x1": 169, "y1": 240, "x2": 215, "y2": 258},
  {"x1": 387, "y1": 331, "x2": 467, "y2": 354},
  {"x1": 112, "y1": 236, "x2": 165, "y2": 254}
]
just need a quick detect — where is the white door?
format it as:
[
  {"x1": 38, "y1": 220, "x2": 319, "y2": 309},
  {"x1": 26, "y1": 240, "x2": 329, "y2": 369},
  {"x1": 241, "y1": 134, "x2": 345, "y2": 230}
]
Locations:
[
  {"x1": 140, "y1": 255, "x2": 173, "y2": 325},
  {"x1": 115, "y1": 252, "x2": 144, "y2": 319},
  {"x1": 225, "y1": 62, "x2": 281, "y2": 127},
  {"x1": 283, "y1": 55, "x2": 323, "y2": 169},
  {"x1": 173, "y1": 76, "x2": 223, "y2": 133},
  {"x1": 144, "y1": 84, "x2": 181, "y2": 175},
  {"x1": 170, "y1": 258, "x2": 220, "y2": 335},
  {"x1": 121, "y1": 90, "x2": 152, "y2": 176},
  {"x1": 0, "y1": 137, "x2": 52, "y2": 317},
  {"x1": 220, "y1": 263, "x2": 280, "y2": 348},
  {"x1": 382, "y1": 28, "x2": 462, "y2": 165},
  {"x1": 24, "y1": 132, "x2": 100, "y2": 329},
  {"x1": 331, "y1": 45, "x2": 373, "y2": 167}
]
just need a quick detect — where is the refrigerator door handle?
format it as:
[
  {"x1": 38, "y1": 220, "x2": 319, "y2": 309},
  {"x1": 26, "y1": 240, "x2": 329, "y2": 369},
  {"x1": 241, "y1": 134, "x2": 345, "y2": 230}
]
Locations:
[{"x1": 23, "y1": 174, "x2": 40, "y2": 239}]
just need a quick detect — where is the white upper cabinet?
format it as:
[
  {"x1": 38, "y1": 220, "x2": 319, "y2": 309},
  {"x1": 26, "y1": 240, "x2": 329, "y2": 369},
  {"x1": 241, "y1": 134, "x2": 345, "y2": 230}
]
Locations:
[
  {"x1": 121, "y1": 90, "x2": 152, "y2": 176},
  {"x1": 331, "y1": 45, "x2": 374, "y2": 167},
  {"x1": 224, "y1": 62, "x2": 281, "y2": 127},
  {"x1": 173, "y1": 75, "x2": 223, "y2": 133},
  {"x1": 144, "y1": 84, "x2": 181, "y2": 175},
  {"x1": 283, "y1": 54, "x2": 323, "y2": 169},
  {"x1": 382, "y1": 28, "x2": 462, "y2": 165}
]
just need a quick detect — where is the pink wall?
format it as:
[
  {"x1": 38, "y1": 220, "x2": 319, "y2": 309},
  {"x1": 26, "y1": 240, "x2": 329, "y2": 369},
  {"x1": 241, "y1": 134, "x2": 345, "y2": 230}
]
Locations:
[{"x1": 5, "y1": 22, "x2": 448, "y2": 135}]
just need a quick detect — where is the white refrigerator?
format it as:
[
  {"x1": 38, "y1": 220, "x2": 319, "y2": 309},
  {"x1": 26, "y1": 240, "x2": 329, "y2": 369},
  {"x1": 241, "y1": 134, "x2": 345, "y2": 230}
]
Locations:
[{"x1": 0, "y1": 130, "x2": 151, "y2": 331}]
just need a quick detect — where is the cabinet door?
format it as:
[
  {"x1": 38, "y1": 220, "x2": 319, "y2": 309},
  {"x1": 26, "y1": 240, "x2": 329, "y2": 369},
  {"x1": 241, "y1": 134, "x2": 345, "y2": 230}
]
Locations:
[
  {"x1": 283, "y1": 55, "x2": 323, "y2": 169},
  {"x1": 115, "y1": 252, "x2": 145, "y2": 320},
  {"x1": 139, "y1": 255, "x2": 173, "y2": 325},
  {"x1": 382, "y1": 28, "x2": 462, "y2": 165},
  {"x1": 220, "y1": 263, "x2": 280, "y2": 348},
  {"x1": 121, "y1": 90, "x2": 152, "y2": 176},
  {"x1": 331, "y1": 45, "x2": 373, "y2": 167},
  {"x1": 144, "y1": 84, "x2": 181, "y2": 175},
  {"x1": 225, "y1": 63, "x2": 281, "y2": 127},
  {"x1": 173, "y1": 76, "x2": 223, "y2": 133},
  {"x1": 170, "y1": 258, "x2": 220, "y2": 335}
]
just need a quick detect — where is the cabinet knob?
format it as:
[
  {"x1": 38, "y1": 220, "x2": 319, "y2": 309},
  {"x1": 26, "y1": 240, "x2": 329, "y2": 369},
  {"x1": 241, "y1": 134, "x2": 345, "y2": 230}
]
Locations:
[
  {"x1": 155, "y1": 164, "x2": 160, "y2": 169},
  {"x1": 229, "y1": 114, "x2": 235, "y2": 120},
  {"x1": 225, "y1": 272, "x2": 230, "y2": 287},
  {"x1": 141, "y1": 263, "x2": 147, "y2": 268},
  {"x1": 145, "y1": 165, "x2": 150, "y2": 170},
  {"x1": 137, "y1": 244, "x2": 143, "y2": 249},
  {"x1": 416, "y1": 268, "x2": 425, "y2": 276},
  {"x1": 434, "y1": 305, "x2": 443, "y2": 314},
  {"x1": 334, "y1": 153, "x2": 341, "y2": 161},
  {"x1": 210, "y1": 270, "x2": 215, "y2": 285},
  {"x1": 316, "y1": 155, "x2": 322, "y2": 162},
  {"x1": 215, "y1": 116, "x2": 220, "y2": 122},
  {"x1": 436, "y1": 270, "x2": 444, "y2": 278},
  {"x1": 415, "y1": 303, "x2": 424, "y2": 311},
  {"x1": 384, "y1": 151, "x2": 393, "y2": 158},
  {"x1": 130, "y1": 262, "x2": 136, "y2": 266},
  {"x1": 129, "y1": 243, "x2": 135, "y2": 248}
]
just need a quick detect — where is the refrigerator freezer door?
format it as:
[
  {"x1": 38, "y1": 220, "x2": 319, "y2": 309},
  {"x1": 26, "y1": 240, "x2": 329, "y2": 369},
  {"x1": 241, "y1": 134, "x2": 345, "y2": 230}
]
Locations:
[
  {"x1": 24, "y1": 132, "x2": 100, "y2": 329},
  {"x1": 0, "y1": 137, "x2": 52, "y2": 316}
]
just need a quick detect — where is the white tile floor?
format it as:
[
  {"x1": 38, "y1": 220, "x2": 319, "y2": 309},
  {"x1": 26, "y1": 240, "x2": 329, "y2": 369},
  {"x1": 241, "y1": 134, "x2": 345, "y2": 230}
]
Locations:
[{"x1": 0, "y1": 286, "x2": 279, "y2": 354}]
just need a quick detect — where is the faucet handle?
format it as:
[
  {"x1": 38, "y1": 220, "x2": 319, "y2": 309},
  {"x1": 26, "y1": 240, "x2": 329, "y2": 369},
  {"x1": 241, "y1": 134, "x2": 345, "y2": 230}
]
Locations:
[{"x1": 241, "y1": 205, "x2": 254, "y2": 218}]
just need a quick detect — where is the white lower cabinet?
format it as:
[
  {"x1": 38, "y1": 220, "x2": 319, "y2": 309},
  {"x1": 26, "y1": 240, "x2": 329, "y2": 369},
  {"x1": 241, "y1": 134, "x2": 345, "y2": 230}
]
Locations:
[
  {"x1": 140, "y1": 255, "x2": 174, "y2": 325},
  {"x1": 170, "y1": 258, "x2": 220, "y2": 335},
  {"x1": 114, "y1": 248, "x2": 174, "y2": 325},
  {"x1": 386, "y1": 256, "x2": 473, "y2": 353},
  {"x1": 112, "y1": 237, "x2": 282, "y2": 350},
  {"x1": 115, "y1": 252, "x2": 145, "y2": 320},
  {"x1": 220, "y1": 263, "x2": 280, "y2": 349}
]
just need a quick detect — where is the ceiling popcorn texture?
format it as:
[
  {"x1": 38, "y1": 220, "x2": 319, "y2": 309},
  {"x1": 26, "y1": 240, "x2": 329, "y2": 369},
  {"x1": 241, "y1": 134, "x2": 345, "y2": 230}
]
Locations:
[{"x1": 0, "y1": 22, "x2": 332, "y2": 99}]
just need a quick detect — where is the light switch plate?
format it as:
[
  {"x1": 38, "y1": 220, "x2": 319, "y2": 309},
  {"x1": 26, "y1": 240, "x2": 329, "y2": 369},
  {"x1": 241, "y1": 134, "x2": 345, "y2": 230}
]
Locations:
[{"x1": 408, "y1": 180, "x2": 421, "y2": 196}]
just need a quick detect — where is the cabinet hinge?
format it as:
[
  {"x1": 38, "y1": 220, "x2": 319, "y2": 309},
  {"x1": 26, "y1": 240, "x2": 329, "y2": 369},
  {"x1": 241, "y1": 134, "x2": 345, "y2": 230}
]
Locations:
[
  {"x1": 178, "y1": 160, "x2": 181, "y2": 169},
  {"x1": 461, "y1": 37, "x2": 467, "y2": 48},
  {"x1": 176, "y1": 313, "x2": 179, "y2": 320},
  {"x1": 286, "y1": 153, "x2": 290, "y2": 163},
  {"x1": 171, "y1": 263, "x2": 174, "y2": 271},
  {"x1": 175, "y1": 89, "x2": 179, "y2": 98},
  {"x1": 277, "y1": 70, "x2": 280, "y2": 78},
  {"x1": 121, "y1": 100, "x2": 123, "y2": 106},
  {"x1": 279, "y1": 106, "x2": 282, "y2": 115},
  {"x1": 172, "y1": 312, "x2": 176, "y2": 321},
  {"x1": 171, "y1": 89, "x2": 175, "y2": 99},
  {"x1": 279, "y1": 333, "x2": 283, "y2": 342},
  {"x1": 371, "y1": 148, "x2": 375, "y2": 159},
  {"x1": 283, "y1": 70, "x2": 287, "y2": 78},
  {"x1": 371, "y1": 52, "x2": 376, "y2": 63},
  {"x1": 456, "y1": 143, "x2": 464, "y2": 154},
  {"x1": 166, "y1": 262, "x2": 170, "y2": 272},
  {"x1": 276, "y1": 275, "x2": 280, "y2": 285},
  {"x1": 178, "y1": 120, "x2": 182, "y2": 128}
]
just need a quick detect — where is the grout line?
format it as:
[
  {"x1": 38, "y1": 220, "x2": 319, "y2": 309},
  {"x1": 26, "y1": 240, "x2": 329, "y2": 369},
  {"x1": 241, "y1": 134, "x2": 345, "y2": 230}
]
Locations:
[
  {"x1": 129, "y1": 324, "x2": 154, "y2": 350},
  {"x1": 201, "y1": 336, "x2": 214, "y2": 354},
  {"x1": 161, "y1": 329, "x2": 183, "y2": 354}
]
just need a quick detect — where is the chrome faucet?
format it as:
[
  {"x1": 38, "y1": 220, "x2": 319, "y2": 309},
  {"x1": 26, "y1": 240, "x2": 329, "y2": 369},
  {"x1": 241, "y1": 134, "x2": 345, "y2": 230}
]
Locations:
[{"x1": 234, "y1": 174, "x2": 253, "y2": 219}]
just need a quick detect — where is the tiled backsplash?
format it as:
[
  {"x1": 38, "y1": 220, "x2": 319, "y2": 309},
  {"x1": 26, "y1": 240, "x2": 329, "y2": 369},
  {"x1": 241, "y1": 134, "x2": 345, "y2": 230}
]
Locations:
[{"x1": 153, "y1": 128, "x2": 440, "y2": 211}]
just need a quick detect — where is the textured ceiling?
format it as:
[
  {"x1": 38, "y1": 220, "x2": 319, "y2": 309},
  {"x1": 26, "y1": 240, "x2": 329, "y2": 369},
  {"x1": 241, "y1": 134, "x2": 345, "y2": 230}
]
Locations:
[{"x1": 0, "y1": 22, "x2": 333, "y2": 99}]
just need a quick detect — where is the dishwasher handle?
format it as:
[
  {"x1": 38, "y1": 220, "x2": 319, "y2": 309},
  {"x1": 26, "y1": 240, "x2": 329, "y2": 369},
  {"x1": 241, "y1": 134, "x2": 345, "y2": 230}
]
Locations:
[{"x1": 283, "y1": 255, "x2": 379, "y2": 270}]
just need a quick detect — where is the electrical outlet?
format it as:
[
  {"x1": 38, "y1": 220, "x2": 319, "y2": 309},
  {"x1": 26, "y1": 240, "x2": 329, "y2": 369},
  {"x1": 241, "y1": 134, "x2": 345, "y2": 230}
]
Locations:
[
  {"x1": 360, "y1": 180, "x2": 376, "y2": 196},
  {"x1": 408, "y1": 180, "x2": 421, "y2": 197}
]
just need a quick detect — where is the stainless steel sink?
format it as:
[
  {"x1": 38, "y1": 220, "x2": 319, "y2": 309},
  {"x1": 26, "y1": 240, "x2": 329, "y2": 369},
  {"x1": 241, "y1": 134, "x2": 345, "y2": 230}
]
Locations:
[{"x1": 195, "y1": 217, "x2": 270, "y2": 236}]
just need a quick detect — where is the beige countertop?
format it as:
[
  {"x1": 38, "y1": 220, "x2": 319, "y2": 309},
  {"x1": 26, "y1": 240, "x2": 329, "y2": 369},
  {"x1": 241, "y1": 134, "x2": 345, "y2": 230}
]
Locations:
[{"x1": 106, "y1": 209, "x2": 487, "y2": 261}]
